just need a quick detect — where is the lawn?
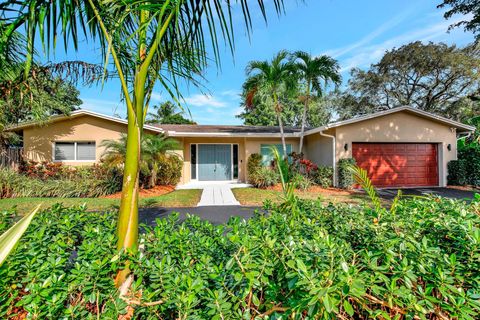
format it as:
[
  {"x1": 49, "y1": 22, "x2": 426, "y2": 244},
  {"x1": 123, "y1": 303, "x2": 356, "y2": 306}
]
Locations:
[
  {"x1": 0, "y1": 189, "x2": 202, "y2": 214},
  {"x1": 232, "y1": 186, "x2": 369, "y2": 206}
]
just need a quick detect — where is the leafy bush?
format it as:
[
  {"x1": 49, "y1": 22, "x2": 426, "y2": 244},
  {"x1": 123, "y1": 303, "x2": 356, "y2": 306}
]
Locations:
[
  {"x1": 247, "y1": 153, "x2": 263, "y2": 181},
  {"x1": 447, "y1": 159, "x2": 468, "y2": 186},
  {"x1": 157, "y1": 155, "x2": 183, "y2": 185},
  {"x1": 248, "y1": 167, "x2": 279, "y2": 188},
  {"x1": 0, "y1": 168, "x2": 119, "y2": 198},
  {"x1": 291, "y1": 173, "x2": 312, "y2": 190},
  {"x1": 1, "y1": 196, "x2": 479, "y2": 319},
  {"x1": 311, "y1": 165, "x2": 334, "y2": 188},
  {"x1": 338, "y1": 158, "x2": 357, "y2": 189}
]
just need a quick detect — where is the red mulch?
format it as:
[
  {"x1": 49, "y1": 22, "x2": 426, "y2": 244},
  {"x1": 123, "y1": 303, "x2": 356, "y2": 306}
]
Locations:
[
  {"x1": 263, "y1": 184, "x2": 355, "y2": 195},
  {"x1": 102, "y1": 185, "x2": 176, "y2": 199}
]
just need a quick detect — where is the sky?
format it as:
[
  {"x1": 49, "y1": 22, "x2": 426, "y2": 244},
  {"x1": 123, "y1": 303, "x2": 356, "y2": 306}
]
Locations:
[{"x1": 42, "y1": 0, "x2": 475, "y2": 124}]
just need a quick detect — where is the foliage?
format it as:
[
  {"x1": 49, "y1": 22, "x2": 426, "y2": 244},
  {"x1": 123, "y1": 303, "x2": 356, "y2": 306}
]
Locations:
[
  {"x1": 156, "y1": 155, "x2": 183, "y2": 186},
  {"x1": 338, "y1": 158, "x2": 357, "y2": 189},
  {"x1": 2, "y1": 195, "x2": 480, "y2": 318},
  {"x1": 0, "y1": 205, "x2": 40, "y2": 266},
  {"x1": 247, "y1": 153, "x2": 263, "y2": 181},
  {"x1": 146, "y1": 101, "x2": 196, "y2": 125},
  {"x1": 248, "y1": 167, "x2": 279, "y2": 188},
  {"x1": 101, "y1": 133, "x2": 180, "y2": 188},
  {"x1": 0, "y1": 168, "x2": 120, "y2": 198},
  {"x1": 439, "y1": 0, "x2": 480, "y2": 40},
  {"x1": 447, "y1": 159, "x2": 469, "y2": 186},
  {"x1": 334, "y1": 41, "x2": 480, "y2": 121},
  {"x1": 291, "y1": 173, "x2": 313, "y2": 191},
  {"x1": 449, "y1": 143, "x2": 480, "y2": 187},
  {"x1": 311, "y1": 166, "x2": 334, "y2": 188},
  {"x1": 243, "y1": 50, "x2": 299, "y2": 155},
  {"x1": 293, "y1": 51, "x2": 341, "y2": 153}
]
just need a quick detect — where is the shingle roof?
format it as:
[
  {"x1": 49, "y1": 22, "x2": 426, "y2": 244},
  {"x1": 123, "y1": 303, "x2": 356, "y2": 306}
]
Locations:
[{"x1": 154, "y1": 124, "x2": 303, "y2": 134}]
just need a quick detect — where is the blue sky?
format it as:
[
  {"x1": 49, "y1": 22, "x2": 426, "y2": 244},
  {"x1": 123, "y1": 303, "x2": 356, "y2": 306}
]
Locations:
[{"x1": 43, "y1": 0, "x2": 474, "y2": 124}]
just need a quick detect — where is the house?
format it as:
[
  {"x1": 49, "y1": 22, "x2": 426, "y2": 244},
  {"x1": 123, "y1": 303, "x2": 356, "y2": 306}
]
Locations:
[{"x1": 8, "y1": 106, "x2": 475, "y2": 188}]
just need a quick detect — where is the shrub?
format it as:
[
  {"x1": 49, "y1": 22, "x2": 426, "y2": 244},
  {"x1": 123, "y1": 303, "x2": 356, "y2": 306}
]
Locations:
[
  {"x1": 338, "y1": 158, "x2": 357, "y2": 189},
  {"x1": 247, "y1": 153, "x2": 263, "y2": 179},
  {"x1": 291, "y1": 173, "x2": 312, "y2": 190},
  {"x1": 447, "y1": 159, "x2": 468, "y2": 185},
  {"x1": 456, "y1": 143, "x2": 480, "y2": 186},
  {"x1": 248, "y1": 167, "x2": 279, "y2": 188},
  {"x1": 157, "y1": 155, "x2": 183, "y2": 185},
  {"x1": 311, "y1": 165, "x2": 334, "y2": 188},
  {"x1": 0, "y1": 168, "x2": 119, "y2": 198},
  {"x1": 1, "y1": 196, "x2": 479, "y2": 319}
]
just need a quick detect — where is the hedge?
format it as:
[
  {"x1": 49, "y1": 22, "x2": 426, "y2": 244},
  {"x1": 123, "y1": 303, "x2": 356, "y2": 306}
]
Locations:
[
  {"x1": 1, "y1": 195, "x2": 479, "y2": 319},
  {"x1": 448, "y1": 144, "x2": 480, "y2": 187},
  {"x1": 338, "y1": 158, "x2": 357, "y2": 189}
]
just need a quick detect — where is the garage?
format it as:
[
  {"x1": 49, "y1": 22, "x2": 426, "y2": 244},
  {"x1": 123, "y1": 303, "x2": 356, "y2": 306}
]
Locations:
[{"x1": 352, "y1": 143, "x2": 439, "y2": 188}]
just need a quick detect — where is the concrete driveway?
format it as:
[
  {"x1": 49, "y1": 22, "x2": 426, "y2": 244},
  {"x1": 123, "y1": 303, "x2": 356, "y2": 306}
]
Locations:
[{"x1": 376, "y1": 187, "x2": 478, "y2": 201}]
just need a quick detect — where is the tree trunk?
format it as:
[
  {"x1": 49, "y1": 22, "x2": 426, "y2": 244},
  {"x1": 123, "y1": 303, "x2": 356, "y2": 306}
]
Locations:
[
  {"x1": 298, "y1": 85, "x2": 310, "y2": 155},
  {"x1": 115, "y1": 109, "x2": 141, "y2": 287},
  {"x1": 274, "y1": 93, "x2": 287, "y2": 158}
]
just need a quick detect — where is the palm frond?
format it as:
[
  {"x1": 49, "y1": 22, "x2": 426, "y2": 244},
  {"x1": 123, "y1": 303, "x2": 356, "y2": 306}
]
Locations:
[{"x1": 347, "y1": 165, "x2": 382, "y2": 213}]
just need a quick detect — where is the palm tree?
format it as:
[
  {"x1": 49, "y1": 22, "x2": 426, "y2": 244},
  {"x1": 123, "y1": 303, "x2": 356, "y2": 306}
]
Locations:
[
  {"x1": 1, "y1": 0, "x2": 286, "y2": 286},
  {"x1": 293, "y1": 51, "x2": 341, "y2": 154},
  {"x1": 146, "y1": 101, "x2": 195, "y2": 124},
  {"x1": 244, "y1": 50, "x2": 297, "y2": 156},
  {"x1": 101, "y1": 134, "x2": 179, "y2": 188}
]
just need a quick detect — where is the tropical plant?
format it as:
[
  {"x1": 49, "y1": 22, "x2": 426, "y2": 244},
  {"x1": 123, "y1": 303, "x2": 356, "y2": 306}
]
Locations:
[
  {"x1": 0, "y1": 1, "x2": 287, "y2": 287},
  {"x1": 293, "y1": 51, "x2": 341, "y2": 153},
  {"x1": 0, "y1": 205, "x2": 40, "y2": 266},
  {"x1": 146, "y1": 101, "x2": 195, "y2": 125},
  {"x1": 248, "y1": 167, "x2": 279, "y2": 188},
  {"x1": 101, "y1": 133, "x2": 179, "y2": 188},
  {"x1": 244, "y1": 50, "x2": 297, "y2": 156}
]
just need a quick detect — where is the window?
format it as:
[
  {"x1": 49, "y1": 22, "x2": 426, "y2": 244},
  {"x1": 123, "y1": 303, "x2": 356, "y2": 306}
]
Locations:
[
  {"x1": 260, "y1": 144, "x2": 292, "y2": 166},
  {"x1": 233, "y1": 144, "x2": 239, "y2": 179},
  {"x1": 191, "y1": 144, "x2": 197, "y2": 180},
  {"x1": 54, "y1": 142, "x2": 96, "y2": 161}
]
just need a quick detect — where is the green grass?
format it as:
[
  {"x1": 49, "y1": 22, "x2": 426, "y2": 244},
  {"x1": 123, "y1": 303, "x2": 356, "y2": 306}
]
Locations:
[
  {"x1": 232, "y1": 187, "x2": 368, "y2": 206},
  {"x1": 0, "y1": 189, "x2": 202, "y2": 214}
]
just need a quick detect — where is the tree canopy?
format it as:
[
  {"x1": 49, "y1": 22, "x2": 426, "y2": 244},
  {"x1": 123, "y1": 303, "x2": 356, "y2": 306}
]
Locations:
[
  {"x1": 334, "y1": 41, "x2": 480, "y2": 121},
  {"x1": 146, "y1": 101, "x2": 196, "y2": 124},
  {"x1": 439, "y1": 0, "x2": 480, "y2": 41}
]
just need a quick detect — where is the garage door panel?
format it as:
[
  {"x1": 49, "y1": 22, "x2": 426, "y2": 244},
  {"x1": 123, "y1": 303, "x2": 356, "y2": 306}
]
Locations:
[{"x1": 352, "y1": 143, "x2": 438, "y2": 188}]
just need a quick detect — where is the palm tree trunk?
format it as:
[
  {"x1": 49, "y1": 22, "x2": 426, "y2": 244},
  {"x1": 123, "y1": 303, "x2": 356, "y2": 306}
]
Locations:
[
  {"x1": 299, "y1": 84, "x2": 310, "y2": 155},
  {"x1": 274, "y1": 93, "x2": 288, "y2": 158}
]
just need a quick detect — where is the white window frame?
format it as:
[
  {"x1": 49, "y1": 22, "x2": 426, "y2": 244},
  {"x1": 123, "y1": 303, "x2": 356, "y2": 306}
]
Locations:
[{"x1": 53, "y1": 141, "x2": 96, "y2": 162}]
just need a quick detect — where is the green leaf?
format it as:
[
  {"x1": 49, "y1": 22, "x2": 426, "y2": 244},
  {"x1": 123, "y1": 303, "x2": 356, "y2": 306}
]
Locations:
[
  {"x1": 343, "y1": 299, "x2": 354, "y2": 316},
  {"x1": 0, "y1": 205, "x2": 41, "y2": 266}
]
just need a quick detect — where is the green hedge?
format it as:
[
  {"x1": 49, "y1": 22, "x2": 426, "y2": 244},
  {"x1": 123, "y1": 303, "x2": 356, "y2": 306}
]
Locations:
[
  {"x1": 448, "y1": 144, "x2": 480, "y2": 187},
  {"x1": 338, "y1": 158, "x2": 356, "y2": 189},
  {"x1": 1, "y1": 196, "x2": 479, "y2": 318},
  {"x1": 0, "y1": 168, "x2": 120, "y2": 198},
  {"x1": 157, "y1": 155, "x2": 183, "y2": 185}
]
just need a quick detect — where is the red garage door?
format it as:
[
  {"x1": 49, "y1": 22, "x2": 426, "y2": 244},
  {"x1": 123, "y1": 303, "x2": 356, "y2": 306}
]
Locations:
[{"x1": 352, "y1": 143, "x2": 439, "y2": 188}]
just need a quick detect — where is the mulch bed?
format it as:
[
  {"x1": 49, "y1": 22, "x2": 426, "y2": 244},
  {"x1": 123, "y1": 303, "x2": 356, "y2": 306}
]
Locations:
[
  {"x1": 102, "y1": 185, "x2": 176, "y2": 199},
  {"x1": 263, "y1": 184, "x2": 356, "y2": 196}
]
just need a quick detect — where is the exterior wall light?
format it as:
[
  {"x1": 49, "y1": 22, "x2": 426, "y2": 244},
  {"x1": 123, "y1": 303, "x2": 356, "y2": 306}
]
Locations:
[
  {"x1": 344, "y1": 143, "x2": 348, "y2": 151},
  {"x1": 447, "y1": 144, "x2": 452, "y2": 151}
]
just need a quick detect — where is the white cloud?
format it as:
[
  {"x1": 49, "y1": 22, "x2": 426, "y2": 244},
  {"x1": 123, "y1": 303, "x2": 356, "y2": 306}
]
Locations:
[
  {"x1": 185, "y1": 94, "x2": 227, "y2": 108},
  {"x1": 336, "y1": 13, "x2": 473, "y2": 73},
  {"x1": 150, "y1": 92, "x2": 162, "y2": 101}
]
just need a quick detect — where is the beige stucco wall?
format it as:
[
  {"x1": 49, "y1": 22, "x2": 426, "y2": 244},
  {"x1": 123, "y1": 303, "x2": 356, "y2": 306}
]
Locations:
[
  {"x1": 23, "y1": 115, "x2": 158, "y2": 166},
  {"x1": 304, "y1": 133, "x2": 334, "y2": 167},
  {"x1": 333, "y1": 111, "x2": 458, "y2": 187}
]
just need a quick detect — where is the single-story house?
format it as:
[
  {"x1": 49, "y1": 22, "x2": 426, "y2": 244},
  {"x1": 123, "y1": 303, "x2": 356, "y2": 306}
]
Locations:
[{"x1": 8, "y1": 106, "x2": 475, "y2": 188}]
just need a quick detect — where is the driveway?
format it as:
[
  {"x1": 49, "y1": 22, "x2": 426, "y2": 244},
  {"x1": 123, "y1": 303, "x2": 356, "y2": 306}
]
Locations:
[
  {"x1": 139, "y1": 205, "x2": 264, "y2": 226},
  {"x1": 375, "y1": 187, "x2": 477, "y2": 201}
]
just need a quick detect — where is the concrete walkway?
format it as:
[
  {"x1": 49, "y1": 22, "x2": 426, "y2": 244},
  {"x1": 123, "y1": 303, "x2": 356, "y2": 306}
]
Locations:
[{"x1": 197, "y1": 185, "x2": 240, "y2": 206}]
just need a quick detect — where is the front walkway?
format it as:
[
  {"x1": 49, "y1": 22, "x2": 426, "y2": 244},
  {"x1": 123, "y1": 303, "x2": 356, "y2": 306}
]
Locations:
[{"x1": 177, "y1": 181, "x2": 251, "y2": 206}]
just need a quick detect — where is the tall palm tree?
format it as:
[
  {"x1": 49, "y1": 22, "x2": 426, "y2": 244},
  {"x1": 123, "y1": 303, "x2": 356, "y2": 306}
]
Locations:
[
  {"x1": 146, "y1": 101, "x2": 195, "y2": 124},
  {"x1": 101, "y1": 133, "x2": 179, "y2": 188},
  {"x1": 1, "y1": 0, "x2": 286, "y2": 286},
  {"x1": 293, "y1": 51, "x2": 341, "y2": 154},
  {"x1": 244, "y1": 50, "x2": 297, "y2": 156}
]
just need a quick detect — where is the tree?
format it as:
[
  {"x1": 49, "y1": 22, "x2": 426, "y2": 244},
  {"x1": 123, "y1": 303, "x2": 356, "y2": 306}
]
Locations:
[
  {"x1": 243, "y1": 50, "x2": 297, "y2": 156},
  {"x1": 1, "y1": 0, "x2": 286, "y2": 286},
  {"x1": 438, "y1": 0, "x2": 480, "y2": 41},
  {"x1": 146, "y1": 101, "x2": 195, "y2": 124},
  {"x1": 101, "y1": 133, "x2": 179, "y2": 188},
  {"x1": 293, "y1": 51, "x2": 340, "y2": 154},
  {"x1": 335, "y1": 41, "x2": 480, "y2": 121}
]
